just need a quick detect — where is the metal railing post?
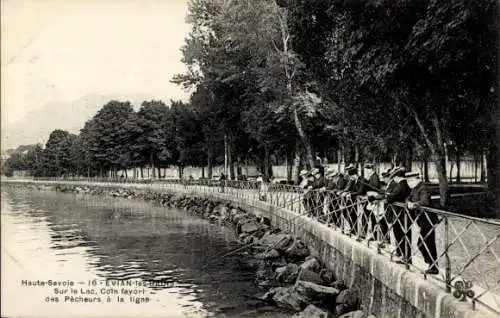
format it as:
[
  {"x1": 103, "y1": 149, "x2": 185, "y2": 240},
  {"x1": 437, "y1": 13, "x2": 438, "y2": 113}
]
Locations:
[
  {"x1": 445, "y1": 215, "x2": 452, "y2": 293},
  {"x1": 404, "y1": 208, "x2": 410, "y2": 270}
]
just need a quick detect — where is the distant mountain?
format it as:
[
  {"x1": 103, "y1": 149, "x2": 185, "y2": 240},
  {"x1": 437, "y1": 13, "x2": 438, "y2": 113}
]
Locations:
[{"x1": 1, "y1": 94, "x2": 159, "y2": 150}]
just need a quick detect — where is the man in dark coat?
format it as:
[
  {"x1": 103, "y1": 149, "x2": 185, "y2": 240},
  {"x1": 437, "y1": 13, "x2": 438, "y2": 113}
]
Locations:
[
  {"x1": 407, "y1": 172, "x2": 439, "y2": 274},
  {"x1": 376, "y1": 167, "x2": 397, "y2": 245},
  {"x1": 336, "y1": 172, "x2": 348, "y2": 192},
  {"x1": 310, "y1": 167, "x2": 325, "y2": 217},
  {"x1": 323, "y1": 168, "x2": 339, "y2": 227},
  {"x1": 361, "y1": 163, "x2": 381, "y2": 239},
  {"x1": 386, "y1": 167, "x2": 412, "y2": 264},
  {"x1": 341, "y1": 164, "x2": 367, "y2": 236}
]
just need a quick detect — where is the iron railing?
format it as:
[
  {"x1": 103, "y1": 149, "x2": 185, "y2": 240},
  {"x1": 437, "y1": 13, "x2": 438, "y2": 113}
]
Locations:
[{"x1": 19, "y1": 177, "x2": 500, "y2": 314}]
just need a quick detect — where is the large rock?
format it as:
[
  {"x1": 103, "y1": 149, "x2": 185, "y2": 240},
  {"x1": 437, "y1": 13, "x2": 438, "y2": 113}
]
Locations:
[
  {"x1": 255, "y1": 249, "x2": 280, "y2": 260},
  {"x1": 270, "y1": 257, "x2": 288, "y2": 268},
  {"x1": 339, "y1": 310, "x2": 367, "y2": 318},
  {"x1": 331, "y1": 280, "x2": 347, "y2": 291},
  {"x1": 229, "y1": 208, "x2": 239, "y2": 216},
  {"x1": 242, "y1": 235, "x2": 256, "y2": 245},
  {"x1": 208, "y1": 214, "x2": 220, "y2": 223},
  {"x1": 232, "y1": 213, "x2": 248, "y2": 225},
  {"x1": 294, "y1": 280, "x2": 340, "y2": 305},
  {"x1": 252, "y1": 227, "x2": 268, "y2": 239},
  {"x1": 300, "y1": 257, "x2": 321, "y2": 273},
  {"x1": 220, "y1": 205, "x2": 229, "y2": 218},
  {"x1": 336, "y1": 289, "x2": 360, "y2": 314},
  {"x1": 275, "y1": 263, "x2": 300, "y2": 284},
  {"x1": 293, "y1": 304, "x2": 330, "y2": 318},
  {"x1": 285, "y1": 239, "x2": 310, "y2": 261},
  {"x1": 212, "y1": 204, "x2": 223, "y2": 215},
  {"x1": 258, "y1": 233, "x2": 294, "y2": 251},
  {"x1": 263, "y1": 287, "x2": 307, "y2": 312},
  {"x1": 320, "y1": 268, "x2": 335, "y2": 285},
  {"x1": 297, "y1": 268, "x2": 323, "y2": 285}
]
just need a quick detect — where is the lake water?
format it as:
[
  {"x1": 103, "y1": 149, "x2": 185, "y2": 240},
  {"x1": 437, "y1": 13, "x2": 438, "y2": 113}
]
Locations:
[{"x1": 1, "y1": 186, "x2": 287, "y2": 317}]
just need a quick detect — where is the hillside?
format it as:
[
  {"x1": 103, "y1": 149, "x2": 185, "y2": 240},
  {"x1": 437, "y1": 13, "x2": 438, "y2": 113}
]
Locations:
[{"x1": 1, "y1": 94, "x2": 156, "y2": 149}]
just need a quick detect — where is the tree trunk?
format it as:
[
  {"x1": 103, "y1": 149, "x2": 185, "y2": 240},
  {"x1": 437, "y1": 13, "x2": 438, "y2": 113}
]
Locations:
[
  {"x1": 354, "y1": 142, "x2": 360, "y2": 173},
  {"x1": 229, "y1": 143, "x2": 235, "y2": 180},
  {"x1": 236, "y1": 156, "x2": 241, "y2": 180},
  {"x1": 456, "y1": 148, "x2": 461, "y2": 183},
  {"x1": 405, "y1": 141, "x2": 413, "y2": 172},
  {"x1": 474, "y1": 152, "x2": 478, "y2": 183},
  {"x1": 224, "y1": 134, "x2": 228, "y2": 176},
  {"x1": 293, "y1": 140, "x2": 301, "y2": 183},
  {"x1": 264, "y1": 145, "x2": 270, "y2": 180},
  {"x1": 201, "y1": 166, "x2": 205, "y2": 179},
  {"x1": 140, "y1": 166, "x2": 144, "y2": 179},
  {"x1": 449, "y1": 155, "x2": 454, "y2": 185},
  {"x1": 150, "y1": 153, "x2": 156, "y2": 179},
  {"x1": 348, "y1": 145, "x2": 356, "y2": 165},
  {"x1": 286, "y1": 149, "x2": 293, "y2": 182},
  {"x1": 435, "y1": 154, "x2": 450, "y2": 208},
  {"x1": 480, "y1": 149, "x2": 486, "y2": 182},
  {"x1": 178, "y1": 165, "x2": 183, "y2": 179},
  {"x1": 337, "y1": 148, "x2": 342, "y2": 172},
  {"x1": 207, "y1": 147, "x2": 213, "y2": 179},
  {"x1": 157, "y1": 166, "x2": 161, "y2": 179},
  {"x1": 487, "y1": 142, "x2": 498, "y2": 217},
  {"x1": 292, "y1": 107, "x2": 314, "y2": 169},
  {"x1": 424, "y1": 156, "x2": 430, "y2": 183},
  {"x1": 406, "y1": 106, "x2": 449, "y2": 206}
]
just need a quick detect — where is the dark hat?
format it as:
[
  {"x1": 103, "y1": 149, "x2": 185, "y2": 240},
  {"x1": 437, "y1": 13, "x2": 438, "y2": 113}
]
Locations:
[
  {"x1": 381, "y1": 169, "x2": 391, "y2": 178},
  {"x1": 381, "y1": 167, "x2": 396, "y2": 178},
  {"x1": 345, "y1": 164, "x2": 358, "y2": 176},
  {"x1": 363, "y1": 163, "x2": 375, "y2": 169}
]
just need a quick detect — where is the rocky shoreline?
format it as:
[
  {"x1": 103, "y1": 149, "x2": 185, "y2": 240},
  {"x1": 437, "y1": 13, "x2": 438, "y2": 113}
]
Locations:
[{"x1": 17, "y1": 182, "x2": 374, "y2": 318}]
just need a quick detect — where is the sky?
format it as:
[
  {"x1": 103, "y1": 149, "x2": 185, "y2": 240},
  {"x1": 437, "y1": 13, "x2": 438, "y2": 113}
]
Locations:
[{"x1": 1, "y1": 0, "x2": 192, "y2": 148}]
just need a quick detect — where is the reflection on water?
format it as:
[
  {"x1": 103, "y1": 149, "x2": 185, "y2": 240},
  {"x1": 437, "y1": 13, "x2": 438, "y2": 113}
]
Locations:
[{"x1": 1, "y1": 187, "x2": 286, "y2": 317}]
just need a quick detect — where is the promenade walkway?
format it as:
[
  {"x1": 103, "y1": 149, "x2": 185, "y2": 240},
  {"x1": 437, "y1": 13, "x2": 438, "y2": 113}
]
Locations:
[{"x1": 3, "y1": 178, "x2": 499, "y2": 316}]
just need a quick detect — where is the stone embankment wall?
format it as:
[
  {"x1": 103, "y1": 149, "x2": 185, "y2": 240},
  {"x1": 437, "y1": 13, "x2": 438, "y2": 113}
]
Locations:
[{"x1": 6, "y1": 181, "x2": 490, "y2": 318}]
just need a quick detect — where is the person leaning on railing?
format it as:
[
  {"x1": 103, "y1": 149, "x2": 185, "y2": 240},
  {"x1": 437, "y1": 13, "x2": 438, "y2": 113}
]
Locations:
[
  {"x1": 322, "y1": 168, "x2": 339, "y2": 226},
  {"x1": 406, "y1": 172, "x2": 440, "y2": 275},
  {"x1": 340, "y1": 164, "x2": 367, "y2": 236},
  {"x1": 312, "y1": 167, "x2": 326, "y2": 218},
  {"x1": 219, "y1": 172, "x2": 227, "y2": 193},
  {"x1": 302, "y1": 168, "x2": 321, "y2": 217},
  {"x1": 305, "y1": 169, "x2": 317, "y2": 217},
  {"x1": 298, "y1": 169, "x2": 311, "y2": 214},
  {"x1": 373, "y1": 167, "x2": 398, "y2": 247},
  {"x1": 256, "y1": 173, "x2": 268, "y2": 201},
  {"x1": 385, "y1": 166, "x2": 412, "y2": 264},
  {"x1": 361, "y1": 163, "x2": 381, "y2": 239}
]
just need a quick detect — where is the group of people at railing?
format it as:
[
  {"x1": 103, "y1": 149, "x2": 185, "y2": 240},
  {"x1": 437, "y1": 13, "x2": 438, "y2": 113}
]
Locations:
[{"x1": 297, "y1": 163, "x2": 440, "y2": 275}]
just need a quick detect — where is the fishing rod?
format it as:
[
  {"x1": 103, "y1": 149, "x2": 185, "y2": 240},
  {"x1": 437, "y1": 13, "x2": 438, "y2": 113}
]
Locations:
[{"x1": 201, "y1": 199, "x2": 363, "y2": 269}]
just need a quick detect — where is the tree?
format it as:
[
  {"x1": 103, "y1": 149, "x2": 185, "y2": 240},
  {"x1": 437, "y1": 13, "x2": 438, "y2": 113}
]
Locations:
[
  {"x1": 135, "y1": 100, "x2": 170, "y2": 178},
  {"x1": 41, "y1": 130, "x2": 76, "y2": 177},
  {"x1": 81, "y1": 101, "x2": 140, "y2": 177}
]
